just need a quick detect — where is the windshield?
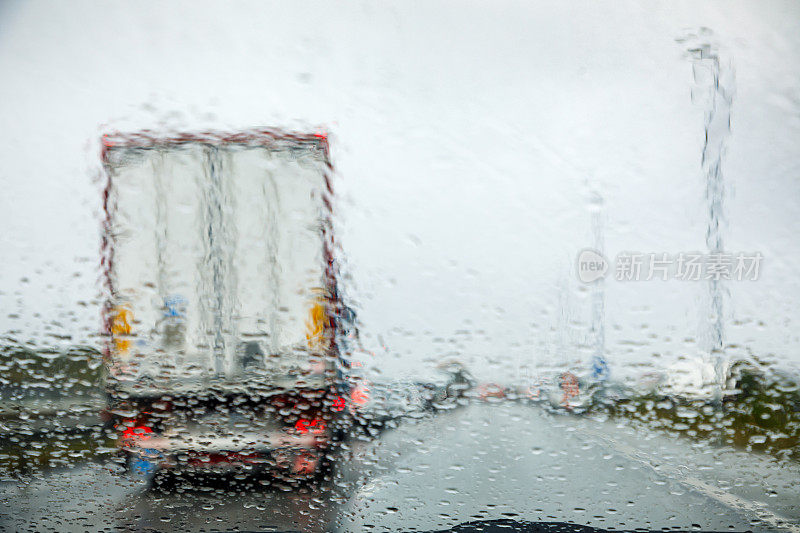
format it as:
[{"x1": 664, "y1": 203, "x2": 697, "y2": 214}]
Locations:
[{"x1": 1, "y1": 2, "x2": 799, "y2": 533}]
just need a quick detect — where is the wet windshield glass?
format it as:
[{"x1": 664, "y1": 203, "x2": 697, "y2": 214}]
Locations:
[{"x1": 1, "y1": 2, "x2": 798, "y2": 533}]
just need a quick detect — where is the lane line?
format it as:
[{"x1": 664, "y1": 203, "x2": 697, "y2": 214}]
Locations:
[{"x1": 579, "y1": 426, "x2": 800, "y2": 533}]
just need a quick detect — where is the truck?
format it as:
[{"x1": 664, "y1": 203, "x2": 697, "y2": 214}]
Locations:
[{"x1": 100, "y1": 129, "x2": 351, "y2": 482}]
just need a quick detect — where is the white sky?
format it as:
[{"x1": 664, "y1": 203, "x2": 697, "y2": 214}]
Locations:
[{"x1": 0, "y1": 0, "x2": 798, "y2": 384}]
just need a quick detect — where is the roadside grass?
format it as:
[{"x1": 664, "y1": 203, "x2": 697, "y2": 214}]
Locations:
[
  {"x1": 594, "y1": 362, "x2": 800, "y2": 462},
  {"x1": 1, "y1": 342, "x2": 798, "y2": 476}
]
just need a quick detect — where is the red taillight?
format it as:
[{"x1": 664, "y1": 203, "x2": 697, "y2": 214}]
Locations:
[
  {"x1": 122, "y1": 425, "x2": 153, "y2": 441},
  {"x1": 294, "y1": 418, "x2": 326, "y2": 434},
  {"x1": 332, "y1": 396, "x2": 345, "y2": 411}
]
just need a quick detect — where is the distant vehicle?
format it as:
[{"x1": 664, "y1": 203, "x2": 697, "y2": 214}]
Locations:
[
  {"x1": 352, "y1": 362, "x2": 475, "y2": 430},
  {"x1": 100, "y1": 130, "x2": 352, "y2": 481}
]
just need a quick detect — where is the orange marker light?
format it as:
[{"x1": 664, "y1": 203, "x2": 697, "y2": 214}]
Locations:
[{"x1": 350, "y1": 386, "x2": 369, "y2": 405}]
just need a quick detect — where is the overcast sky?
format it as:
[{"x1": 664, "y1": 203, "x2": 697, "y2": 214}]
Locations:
[{"x1": 1, "y1": 0, "x2": 798, "y2": 385}]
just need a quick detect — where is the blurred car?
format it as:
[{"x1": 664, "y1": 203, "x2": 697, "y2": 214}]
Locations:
[{"x1": 346, "y1": 360, "x2": 476, "y2": 434}]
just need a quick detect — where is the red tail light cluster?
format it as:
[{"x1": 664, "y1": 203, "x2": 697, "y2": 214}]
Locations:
[
  {"x1": 121, "y1": 424, "x2": 153, "y2": 442},
  {"x1": 332, "y1": 396, "x2": 345, "y2": 411},
  {"x1": 294, "y1": 418, "x2": 326, "y2": 434}
]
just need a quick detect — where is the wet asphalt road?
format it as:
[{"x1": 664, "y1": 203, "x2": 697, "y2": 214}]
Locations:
[{"x1": 1, "y1": 403, "x2": 798, "y2": 532}]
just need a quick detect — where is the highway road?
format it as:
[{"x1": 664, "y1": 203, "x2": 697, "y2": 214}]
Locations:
[{"x1": 2, "y1": 403, "x2": 798, "y2": 532}]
